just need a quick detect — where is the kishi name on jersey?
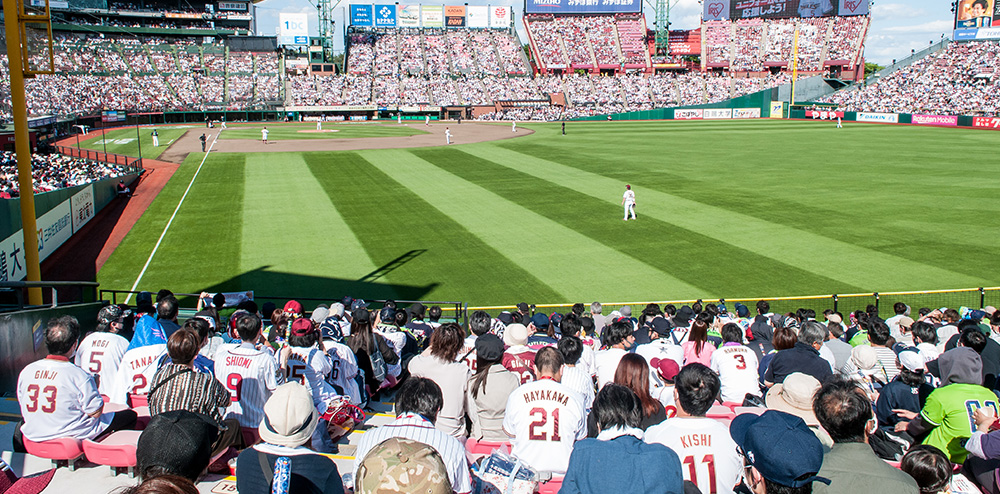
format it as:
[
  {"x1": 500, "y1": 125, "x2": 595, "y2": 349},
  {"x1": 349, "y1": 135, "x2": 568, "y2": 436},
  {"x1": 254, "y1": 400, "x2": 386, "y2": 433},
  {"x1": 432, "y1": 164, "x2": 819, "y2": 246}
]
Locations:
[
  {"x1": 678, "y1": 433, "x2": 713, "y2": 449},
  {"x1": 522, "y1": 389, "x2": 570, "y2": 406}
]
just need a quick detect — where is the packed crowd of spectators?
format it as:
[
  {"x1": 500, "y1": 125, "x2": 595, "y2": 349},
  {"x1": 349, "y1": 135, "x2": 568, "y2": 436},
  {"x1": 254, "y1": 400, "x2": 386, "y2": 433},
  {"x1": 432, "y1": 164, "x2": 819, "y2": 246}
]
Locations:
[
  {"x1": 704, "y1": 16, "x2": 868, "y2": 71},
  {"x1": 820, "y1": 41, "x2": 1000, "y2": 116},
  {"x1": 18, "y1": 291, "x2": 1000, "y2": 494},
  {"x1": 0, "y1": 151, "x2": 132, "y2": 195}
]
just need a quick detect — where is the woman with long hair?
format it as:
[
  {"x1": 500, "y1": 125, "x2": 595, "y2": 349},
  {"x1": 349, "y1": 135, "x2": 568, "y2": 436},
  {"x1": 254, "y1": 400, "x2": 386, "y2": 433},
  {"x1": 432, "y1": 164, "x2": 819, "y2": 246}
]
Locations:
[
  {"x1": 588, "y1": 353, "x2": 666, "y2": 436},
  {"x1": 682, "y1": 319, "x2": 716, "y2": 366},
  {"x1": 466, "y1": 334, "x2": 520, "y2": 441},
  {"x1": 408, "y1": 323, "x2": 473, "y2": 439},
  {"x1": 346, "y1": 308, "x2": 399, "y2": 400}
]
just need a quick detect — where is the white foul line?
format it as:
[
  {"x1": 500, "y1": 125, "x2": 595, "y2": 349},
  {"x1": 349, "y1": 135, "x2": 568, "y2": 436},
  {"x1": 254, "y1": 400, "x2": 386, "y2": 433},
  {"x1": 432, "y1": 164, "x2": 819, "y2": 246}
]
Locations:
[{"x1": 125, "y1": 132, "x2": 220, "y2": 304}]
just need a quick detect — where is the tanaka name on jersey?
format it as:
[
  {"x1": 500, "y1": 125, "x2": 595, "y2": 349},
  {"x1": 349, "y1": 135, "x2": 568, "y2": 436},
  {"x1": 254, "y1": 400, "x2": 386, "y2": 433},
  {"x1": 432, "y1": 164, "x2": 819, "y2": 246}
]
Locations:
[{"x1": 128, "y1": 355, "x2": 158, "y2": 371}]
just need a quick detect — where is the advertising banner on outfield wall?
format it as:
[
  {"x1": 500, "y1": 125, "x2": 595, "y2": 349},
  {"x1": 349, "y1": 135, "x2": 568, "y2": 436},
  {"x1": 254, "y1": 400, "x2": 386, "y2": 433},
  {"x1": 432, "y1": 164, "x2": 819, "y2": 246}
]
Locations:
[
  {"x1": 770, "y1": 101, "x2": 784, "y2": 118},
  {"x1": 912, "y1": 114, "x2": 958, "y2": 126},
  {"x1": 734, "y1": 108, "x2": 761, "y2": 118},
  {"x1": 675, "y1": 109, "x2": 703, "y2": 120},
  {"x1": 704, "y1": 108, "x2": 733, "y2": 119},
  {"x1": 71, "y1": 185, "x2": 95, "y2": 234},
  {"x1": 351, "y1": 5, "x2": 374, "y2": 26},
  {"x1": 467, "y1": 6, "x2": 489, "y2": 27},
  {"x1": 490, "y1": 6, "x2": 510, "y2": 27},
  {"x1": 422, "y1": 6, "x2": 443, "y2": 27},
  {"x1": 806, "y1": 110, "x2": 843, "y2": 119},
  {"x1": 399, "y1": 5, "x2": 421, "y2": 27},
  {"x1": 973, "y1": 116, "x2": 1000, "y2": 128},
  {"x1": 0, "y1": 199, "x2": 73, "y2": 281},
  {"x1": 856, "y1": 112, "x2": 898, "y2": 123},
  {"x1": 525, "y1": 0, "x2": 641, "y2": 15},
  {"x1": 374, "y1": 4, "x2": 397, "y2": 27}
]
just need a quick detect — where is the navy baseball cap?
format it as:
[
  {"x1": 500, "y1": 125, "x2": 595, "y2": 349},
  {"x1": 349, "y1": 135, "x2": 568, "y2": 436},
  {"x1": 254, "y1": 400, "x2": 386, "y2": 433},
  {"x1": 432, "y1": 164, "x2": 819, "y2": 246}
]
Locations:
[
  {"x1": 735, "y1": 303, "x2": 749, "y2": 318},
  {"x1": 531, "y1": 313, "x2": 549, "y2": 329},
  {"x1": 730, "y1": 410, "x2": 829, "y2": 488}
]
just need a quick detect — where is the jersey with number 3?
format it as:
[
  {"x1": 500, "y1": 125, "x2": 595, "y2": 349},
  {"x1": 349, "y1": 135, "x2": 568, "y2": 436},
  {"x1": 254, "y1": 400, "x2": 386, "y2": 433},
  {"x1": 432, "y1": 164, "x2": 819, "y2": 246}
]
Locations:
[
  {"x1": 109, "y1": 344, "x2": 167, "y2": 404},
  {"x1": 18, "y1": 356, "x2": 105, "y2": 441},
  {"x1": 284, "y1": 346, "x2": 337, "y2": 407},
  {"x1": 645, "y1": 417, "x2": 743, "y2": 494},
  {"x1": 74, "y1": 332, "x2": 129, "y2": 396},
  {"x1": 921, "y1": 383, "x2": 999, "y2": 463},
  {"x1": 214, "y1": 343, "x2": 283, "y2": 428},
  {"x1": 709, "y1": 344, "x2": 761, "y2": 403},
  {"x1": 502, "y1": 378, "x2": 586, "y2": 474}
]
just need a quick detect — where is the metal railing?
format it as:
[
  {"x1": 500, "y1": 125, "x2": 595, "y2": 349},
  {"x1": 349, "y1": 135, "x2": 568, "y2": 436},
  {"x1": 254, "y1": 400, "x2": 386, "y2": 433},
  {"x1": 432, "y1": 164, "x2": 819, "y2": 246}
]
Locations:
[
  {"x1": 54, "y1": 145, "x2": 144, "y2": 173},
  {"x1": 0, "y1": 281, "x2": 100, "y2": 311}
]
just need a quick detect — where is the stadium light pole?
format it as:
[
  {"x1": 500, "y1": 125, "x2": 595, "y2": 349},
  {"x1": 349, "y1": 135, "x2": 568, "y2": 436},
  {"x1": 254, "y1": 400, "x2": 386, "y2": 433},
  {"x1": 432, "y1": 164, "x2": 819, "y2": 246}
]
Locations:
[
  {"x1": 135, "y1": 119, "x2": 143, "y2": 167},
  {"x1": 2, "y1": 0, "x2": 43, "y2": 304}
]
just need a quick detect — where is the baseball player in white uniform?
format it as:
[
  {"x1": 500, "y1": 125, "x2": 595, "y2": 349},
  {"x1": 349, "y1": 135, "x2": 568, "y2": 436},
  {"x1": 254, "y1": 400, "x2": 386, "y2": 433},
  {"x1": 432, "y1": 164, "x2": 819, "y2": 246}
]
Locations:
[
  {"x1": 622, "y1": 184, "x2": 636, "y2": 220},
  {"x1": 75, "y1": 305, "x2": 130, "y2": 396},
  {"x1": 261, "y1": 127, "x2": 269, "y2": 144},
  {"x1": 18, "y1": 317, "x2": 136, "y2": 444},
  {"x1": 503, "y1": 347, "x2": 586, "y2": 475},
  {"x1": 316, "y1": 119, "x2": 322, "y2": 131},
  {"x1": 214, "y1": 313, "x2": 283, "y2": 428},
  {"x1": 109, "y1": 342, "x2": 167, "y2": 405},
  {"x1": 645, "y1": 364, "x2": 743, "y2": 494},
  {"x1": 445, "y1": 127, "x2": 452, "y2": 145}
]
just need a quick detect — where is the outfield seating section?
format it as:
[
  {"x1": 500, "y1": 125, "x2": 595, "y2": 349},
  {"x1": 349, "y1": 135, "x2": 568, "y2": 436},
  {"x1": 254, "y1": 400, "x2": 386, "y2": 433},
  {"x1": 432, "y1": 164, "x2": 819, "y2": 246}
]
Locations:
[
  {"x1": 819, "y1": 40, "x2": 1000, "y2": 117},
  {"x1": 525, "y1": 14, "x2": 654, "y2": 71}
]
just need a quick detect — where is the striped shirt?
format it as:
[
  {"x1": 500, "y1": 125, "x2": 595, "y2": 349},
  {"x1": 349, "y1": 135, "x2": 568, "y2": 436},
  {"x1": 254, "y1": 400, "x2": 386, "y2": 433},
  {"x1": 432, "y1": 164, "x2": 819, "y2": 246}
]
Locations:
[
  {"x1": 560, "y1": 365, "x2": 595, "y2": 411},
  {"x1": 214, "y1": 342, "x2": 284, "y2": 428},
  {"x1": 353, "y1": 413, "x2": 472, "y2": 494},
  {"x1": 148, "y1": 363, "x2": 230, "y2": 425},
  {"x1": 873, "y1": 346, "x2": 901, "y2": 382}
]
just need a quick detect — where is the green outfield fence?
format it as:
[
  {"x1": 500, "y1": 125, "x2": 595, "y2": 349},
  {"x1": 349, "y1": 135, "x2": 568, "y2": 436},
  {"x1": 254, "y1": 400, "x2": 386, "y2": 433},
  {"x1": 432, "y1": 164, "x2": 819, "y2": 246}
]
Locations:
[{"x1": 467, "y1": 287, "x2": 1000, "y2": 321}]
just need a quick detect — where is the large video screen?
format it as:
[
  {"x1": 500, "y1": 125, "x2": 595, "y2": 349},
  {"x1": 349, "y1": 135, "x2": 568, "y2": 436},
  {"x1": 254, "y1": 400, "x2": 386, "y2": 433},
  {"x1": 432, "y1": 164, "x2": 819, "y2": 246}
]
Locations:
[
  {"x1": 525, "y1": 0, "x2": 641, "y2": 15},
  {"x1": 955, "y1": 0, "x2": 999, "y2": 28},
  {"x1": 703, "y1": 0, "x2": 868, "y2": 21}
]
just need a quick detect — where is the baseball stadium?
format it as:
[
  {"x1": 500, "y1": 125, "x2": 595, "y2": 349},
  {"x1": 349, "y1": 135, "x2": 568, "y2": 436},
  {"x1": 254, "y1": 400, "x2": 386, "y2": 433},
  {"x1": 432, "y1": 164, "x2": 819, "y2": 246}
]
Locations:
[{"x1": 0, "y1": 0, "x2": 999, "y2": 491}]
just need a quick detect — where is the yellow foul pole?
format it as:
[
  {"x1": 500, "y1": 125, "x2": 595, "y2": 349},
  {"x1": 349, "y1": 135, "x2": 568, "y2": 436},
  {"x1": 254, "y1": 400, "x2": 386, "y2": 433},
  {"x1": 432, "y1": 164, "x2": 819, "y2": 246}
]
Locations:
[
  {"x1": 791, "y1": 25, "x2": 799, "y2": 107},
  {"x1": 3, "y1": 0, "x2": 43, "y2": 304}
]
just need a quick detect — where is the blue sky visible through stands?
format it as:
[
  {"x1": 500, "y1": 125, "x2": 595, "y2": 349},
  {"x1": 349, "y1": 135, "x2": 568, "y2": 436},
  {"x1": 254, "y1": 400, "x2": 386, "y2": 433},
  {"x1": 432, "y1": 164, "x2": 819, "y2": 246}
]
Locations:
[{"x1": 254, "y1": 0, "x2": 954, "y2": 65}]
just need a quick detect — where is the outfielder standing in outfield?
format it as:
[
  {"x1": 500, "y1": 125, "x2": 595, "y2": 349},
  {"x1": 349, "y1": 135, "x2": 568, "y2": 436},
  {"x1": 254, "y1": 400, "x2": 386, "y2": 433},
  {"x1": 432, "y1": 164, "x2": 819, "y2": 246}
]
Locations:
[{"x1": 622, "y1": 184, "x2": 636, "y2": 221}]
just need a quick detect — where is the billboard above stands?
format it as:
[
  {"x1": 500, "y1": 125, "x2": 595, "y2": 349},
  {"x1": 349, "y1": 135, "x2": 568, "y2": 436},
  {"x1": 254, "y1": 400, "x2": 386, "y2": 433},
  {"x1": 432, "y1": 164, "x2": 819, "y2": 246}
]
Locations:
[
  {"x1": 525, "y1": 0, "x2": 641, "y2": 15},
  {"x1": 490, "y1": 6, "x2": 510, "y2": 27},
  {"x1": 374, "y1": 4, "x2": 397, "y2": 27},
  {"x1": 467, "y1": 5, "x2": 489, "y2": 27},
  {"x1": 279, "y1": 13, "x2": 309, "y2": 45},
  {"x1": 704, "y1": 0, "x2": 868, "y2": 20},
  {"x1": 398, "y1": 5, "x2": 420, "y2": 27},
  {"x1": 422, "y1": 5, "x2": 443, "y2": 27},
  {"x1": 445, "y1": 5, "x2": 466, "y2": 27},
  {"x1": 351, "y1": 5, "x2": 373, "y2": 26},
  {"x1": 955, "y1": 0, "x2": 999, "y2": 29},
  {"x1": 856, "y1": 112, "x2": 898, "y2": 123},
  {"x1": 954, "y1": 27, "x2": 1000, "y2": 39}
]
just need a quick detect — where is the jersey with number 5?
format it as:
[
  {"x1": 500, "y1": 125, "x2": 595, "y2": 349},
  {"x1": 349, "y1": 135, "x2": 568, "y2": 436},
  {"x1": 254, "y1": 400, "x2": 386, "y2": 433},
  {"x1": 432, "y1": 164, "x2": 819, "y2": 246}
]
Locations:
[
  {"x1": 709, "y1": 344, "x2": 761, "y2": 404},
  {"x1": 74, "y1": 332, "x2": 129, "y2": 396},
  {"x1": 214, "y1": 343, "x2": 283, "y2": 428},
  {"x1": 502, "y1": 378, "x2": 586, "y2": 474},
  {"x1": 645, "y1": 417, "x2": 743, "y2": 494},
  {"x1": 921, "y1": 383, "x2": 999, "y2": 463},
  {"x1": 18, "y1": 356, "x2": 106, "y2": 441},
  {"x1": 109, "y1": 344, "x2": 167, "y2": 405}
]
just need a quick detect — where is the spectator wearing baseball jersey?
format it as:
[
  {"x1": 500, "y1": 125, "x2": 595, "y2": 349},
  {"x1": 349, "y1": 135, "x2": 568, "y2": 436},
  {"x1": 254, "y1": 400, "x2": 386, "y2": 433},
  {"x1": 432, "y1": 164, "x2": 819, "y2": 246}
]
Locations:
[
  {"x1": 645, "y1": 363, "x2": 743, "y2": 494},
  {"x1": 76, "y1": 305, "x2": 130, "y2": 396},
  {"x1": 503, "y1": 347, "x2": 587, "y2": 475},
  {"x1": 812, "y1": 378, "x2": 919, "y2": 493},
  {"x1": 562, "y1": 384, "x2": 684, "y2": 494},
  {"x1": 213, "y1": 313, "x2": 284, "y2": 429},
  {"x1": 148, "y1": 329, "x2": 241, "y2": 458},
  {"x1": 458, "y1": 311, "x2": 492, "y2": 373},
  {"x1": 15, "y1": 316, "x2": 137, "y2": 451},
  {"x1": 501, "y1": 323, "x2": 536, "y2": 384},
  {"x1": 353, "y1": 378, "x2": 473, "y2": 494},
  {"x1": 237, "y1": 383, "x2": 345, "y2": 494},
  {"x1": 466, "y1": 334, "x2": 520, "y2": 442},
  {"x1": 408, "y1": 323, "x2": 472, "y2": 439},
  {"x1": 557, "y1": 336, "x2": 595, "y2": 412}
]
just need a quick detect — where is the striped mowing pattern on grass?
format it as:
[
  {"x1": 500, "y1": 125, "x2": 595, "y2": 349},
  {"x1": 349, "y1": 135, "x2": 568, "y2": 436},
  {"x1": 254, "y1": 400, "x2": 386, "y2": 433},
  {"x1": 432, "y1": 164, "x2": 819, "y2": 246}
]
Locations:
[{"x1": 97, "y1": 120, "x2": 1000, "y2": 306}]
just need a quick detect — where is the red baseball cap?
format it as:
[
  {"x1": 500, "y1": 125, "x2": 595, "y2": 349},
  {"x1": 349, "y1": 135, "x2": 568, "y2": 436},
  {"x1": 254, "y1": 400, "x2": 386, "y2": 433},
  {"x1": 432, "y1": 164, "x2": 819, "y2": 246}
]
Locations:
[
  {"x1": 290, "y1": 318, "x2": 316, "y2": 337},
  {"x1": 283, "y1": 300, "x2": 303, "y2": 315},
  {"x1": 651, "y1": 358, "x2": 680, "y2": 382}
]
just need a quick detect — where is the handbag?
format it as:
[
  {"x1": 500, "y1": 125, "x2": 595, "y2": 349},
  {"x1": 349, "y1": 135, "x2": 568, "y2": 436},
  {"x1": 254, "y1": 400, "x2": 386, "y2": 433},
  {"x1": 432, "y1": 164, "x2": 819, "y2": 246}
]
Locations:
[
  {"x1": 320, "y1": 397, "x2": 366, "y2": 443},
  {"x1": 474, "y1": 450, "x2": 538, "y2": 494}
]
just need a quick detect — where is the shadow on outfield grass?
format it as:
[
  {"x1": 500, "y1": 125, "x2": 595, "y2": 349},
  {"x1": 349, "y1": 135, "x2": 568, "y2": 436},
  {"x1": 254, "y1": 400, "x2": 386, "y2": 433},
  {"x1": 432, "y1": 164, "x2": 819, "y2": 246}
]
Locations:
[{"x1": 191, "y1": 266, "x2": 440, "y2": 306}]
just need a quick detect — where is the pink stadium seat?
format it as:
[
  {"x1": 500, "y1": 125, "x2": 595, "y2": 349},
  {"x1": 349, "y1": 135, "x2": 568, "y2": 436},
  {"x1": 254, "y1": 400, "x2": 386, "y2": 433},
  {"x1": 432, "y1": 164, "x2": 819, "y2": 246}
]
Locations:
[
  {"x1": 734, "y1": 407, "x2": 765, "y2": 416},
  {"x1": 536, "y1": 476, "x2": 563, "y2": 494},
  {"x1": 465, "y1": 438, "x2": 511, "y2": 463},
  {"x1": 132, "y1": 406, "x2": 151, "y2": 430},
  {"x1": 128, "y1": 394, "x2": 148, "y2": 408},
  {"x1": 103, "y1": 402, "x2": 129, "y2": 413},
  {"x1": 706, "y1": 405, "x2": 736, "y2": 421},
  {"x1": 721, "y1": 402, "x2": 741, "y2": 411},
  {"x1": 883, "y1": 460, "x2": 901, "y2": 469},
  {"x1": 83, "y1": 430, "x2": 141, "y2": 476},
  {"x1": 22, "y1": 437, "x2": 85, "y2": 470}
]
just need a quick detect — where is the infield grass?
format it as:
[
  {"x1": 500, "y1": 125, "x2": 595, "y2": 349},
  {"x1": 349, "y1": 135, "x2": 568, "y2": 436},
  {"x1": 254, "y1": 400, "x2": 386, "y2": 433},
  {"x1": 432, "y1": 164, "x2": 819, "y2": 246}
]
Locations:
[
  {"x1": 216, "y1": 122, "x2": 428, "y2": 140},
  {"x1": 96, "y1": 119, "x2": 1000, "y2": 307}
]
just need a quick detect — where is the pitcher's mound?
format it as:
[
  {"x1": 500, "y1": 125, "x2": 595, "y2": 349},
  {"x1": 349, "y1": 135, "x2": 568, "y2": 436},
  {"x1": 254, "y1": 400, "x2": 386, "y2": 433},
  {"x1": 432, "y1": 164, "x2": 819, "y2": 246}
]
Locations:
[{"x1": 298, "y1": 129, "x2": 341, "y2": 133}]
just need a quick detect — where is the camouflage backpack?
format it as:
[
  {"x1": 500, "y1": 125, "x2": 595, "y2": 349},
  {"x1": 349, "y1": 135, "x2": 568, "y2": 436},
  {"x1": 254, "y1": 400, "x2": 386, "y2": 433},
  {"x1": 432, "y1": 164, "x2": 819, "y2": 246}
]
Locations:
[{"x1": 357, "y1": 437, "x2": 451, "y2": 494}]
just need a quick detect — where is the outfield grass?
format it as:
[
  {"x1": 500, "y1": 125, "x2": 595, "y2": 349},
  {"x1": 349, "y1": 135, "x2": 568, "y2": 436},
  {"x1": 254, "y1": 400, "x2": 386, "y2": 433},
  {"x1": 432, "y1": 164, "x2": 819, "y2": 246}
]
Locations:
[
  {"x1": 96, "y1": 120, "x2": 1000, "y2": 307},
  {"x1": 217, "y1": 122, "x2": 428, "y2": 140},
  {"x1": 79, "y1": 126, "x2": 188, "y2": 159}
]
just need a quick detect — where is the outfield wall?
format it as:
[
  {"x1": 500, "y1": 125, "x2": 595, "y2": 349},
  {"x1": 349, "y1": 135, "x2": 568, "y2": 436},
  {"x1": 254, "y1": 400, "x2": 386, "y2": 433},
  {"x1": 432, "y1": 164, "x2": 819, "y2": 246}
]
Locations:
[{"x1": 0, "y1": 173, "x2": 139, "y2": 281}]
